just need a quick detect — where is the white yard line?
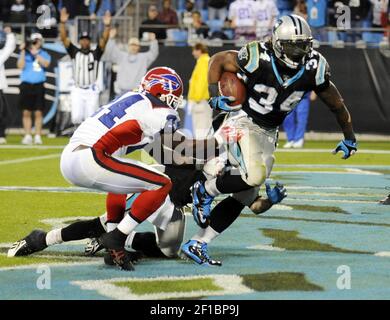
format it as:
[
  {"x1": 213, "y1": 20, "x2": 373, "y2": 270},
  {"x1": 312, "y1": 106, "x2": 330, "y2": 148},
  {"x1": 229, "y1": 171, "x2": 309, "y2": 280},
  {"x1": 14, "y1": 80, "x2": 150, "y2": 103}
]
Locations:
[
  {"x1": 0, "y1": 186, "x2": 103, "y2": 194},
  {"x1": 276, "y1": 149, "x2": 390, "y2": 154},
  {"x1": 0, "y1": 154, "x2": 60, "y2": 165},
  {"x1": 0, "y1": 145, "x2": 65, "y2": 149},
  {"x1": 71, "y1": 274, "x2": 253, "y2": 300}
]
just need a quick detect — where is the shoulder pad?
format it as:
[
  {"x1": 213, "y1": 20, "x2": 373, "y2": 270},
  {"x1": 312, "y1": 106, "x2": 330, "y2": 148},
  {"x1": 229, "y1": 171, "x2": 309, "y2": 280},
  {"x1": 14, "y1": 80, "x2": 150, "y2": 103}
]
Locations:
[{"x1": 237, "y1": 41, "x2": 262, "y2": 74}]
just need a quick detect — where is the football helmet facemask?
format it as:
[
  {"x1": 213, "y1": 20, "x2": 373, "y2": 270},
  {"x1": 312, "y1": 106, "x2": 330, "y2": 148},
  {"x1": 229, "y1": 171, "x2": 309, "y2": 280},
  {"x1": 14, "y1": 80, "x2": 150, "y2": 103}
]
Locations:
[
  {"x1": 272, "y1": 15, "x2": 313, "y2": 69},
  {"x1": 140, "y1": 66, "x2": 184, "y2": 110}
]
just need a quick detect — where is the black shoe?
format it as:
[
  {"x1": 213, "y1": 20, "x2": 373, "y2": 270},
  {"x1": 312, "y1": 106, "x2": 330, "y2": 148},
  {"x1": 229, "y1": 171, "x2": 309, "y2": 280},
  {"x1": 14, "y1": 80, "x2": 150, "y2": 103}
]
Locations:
[
  {"x1": 379, "y1": 194, "x2": 390, "y2": 205},
  {"x1": 99, "y1": 228, "x2": 128, "y2": 251},
  {"x1": 8, "y1": 230, "x2": 47, "y2": 257},
  {"x1": 104, "y1": 250, "x2": 141, "y2": 266},
  {"x1": 106, "y1": 249, "x2": 135, "y2": 271},
  {"x1": 99, "y1": 229, "x2": 134, "y2": 270}
]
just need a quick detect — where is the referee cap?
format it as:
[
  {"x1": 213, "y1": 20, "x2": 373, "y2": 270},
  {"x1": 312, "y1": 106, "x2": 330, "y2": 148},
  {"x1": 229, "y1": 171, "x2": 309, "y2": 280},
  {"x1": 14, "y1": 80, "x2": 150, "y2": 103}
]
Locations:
[
  {"x1": 79, "y1": 31, "x2": 91, "y2": 40},
  {"x1": 30, "y1": 33, "x2": 43, "y2": 41}
]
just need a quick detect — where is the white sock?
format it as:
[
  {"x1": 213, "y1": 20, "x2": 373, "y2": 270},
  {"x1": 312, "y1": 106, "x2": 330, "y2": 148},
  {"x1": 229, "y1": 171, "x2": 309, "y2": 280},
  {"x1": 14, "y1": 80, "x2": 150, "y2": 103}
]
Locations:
[
  {"x1": 204, "y1": 178, "x2": 221, "y2": 197},
  {"x1": 106, "y1": 222, "x2": 118, "y2": 232},
  {"x1": 117, "y1": 214, "x2": 139, "y2": 235},
  {"x1": 124, "y1": 232, "x2": 136, "y2": 251},
  {"x1": 192, "y1": 226, "x2": 220, "y2": 244},
  {"x1": 45, "y1": 229, "x2": 63, "y2": 246}
]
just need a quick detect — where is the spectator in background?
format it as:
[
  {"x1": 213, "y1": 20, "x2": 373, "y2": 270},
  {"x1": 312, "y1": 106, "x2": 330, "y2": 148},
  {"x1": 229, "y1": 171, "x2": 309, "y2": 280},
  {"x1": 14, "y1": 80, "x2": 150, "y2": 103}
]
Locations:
[
  {"x1": 182, "y1": 0, "x2": 195, "y2": 26},
  {"x1": 207, "y1": 0, "x2": 228, "y2": 22},
  {"x1": 254, "y1": 0, "x2": 279, "y2": 40},
  {"x1": 8, "y1": 0, "x2": 29, "y2": 23},
  {"x1": 187, "y1": 43, "x2": 211, "y2": 139},
  {"x1": 190, "y1": 10, "x2": 209, "y2": 39},
  {"x1": 283, "y1": 92, "x2": 316, "y2": 149},
  {"x1": 17, "y1": 33, "x2": 51, "y2": 145},
  {"x1": 139, "y1": 4, "x2": 167, "y2": 40},
  {"x1": 228, "y1": 0, "x2": 257, "y2": 40},
  {"x1": 293, "y1": 0, "x2": 307, "y2": 19},
  {"x1": 0, "y1": 26, "x2": 16, "y2": 145},
  {"x1": 59, "y1": 0, "x2": 90, "y2": 20},
  {"x1": 104, "y1": 28, "x2": 159, "y2": 96},
  {"x1": 158, "y1": 0, "x2": 179, "y2": 26},
  {"x1": 306, "y1": 0, "x2": 327, "y2": 42},
  {"x1": 370, "y1": 0, "x2": 389, "y2": 28},
  {"x1": 277, "y1": 0, "x2": 294, "y2": 15},
  {"x1": 89, "y1": 0, "x2": 115, "y2": 18}
]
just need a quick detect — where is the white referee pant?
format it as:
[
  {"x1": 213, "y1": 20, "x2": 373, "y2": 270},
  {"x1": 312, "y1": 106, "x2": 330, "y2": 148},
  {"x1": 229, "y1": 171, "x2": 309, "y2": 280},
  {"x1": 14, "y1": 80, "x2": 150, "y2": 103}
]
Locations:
[{"x1": 70, "y1": 85, "x2": 100, "y2": 125}]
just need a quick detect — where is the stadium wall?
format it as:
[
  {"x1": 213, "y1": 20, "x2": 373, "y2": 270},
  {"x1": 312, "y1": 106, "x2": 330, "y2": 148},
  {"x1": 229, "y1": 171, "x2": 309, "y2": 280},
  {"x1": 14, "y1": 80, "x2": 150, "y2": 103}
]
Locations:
[{"x1": 4, "y1": 46, "x2": 390, "y2": 135}]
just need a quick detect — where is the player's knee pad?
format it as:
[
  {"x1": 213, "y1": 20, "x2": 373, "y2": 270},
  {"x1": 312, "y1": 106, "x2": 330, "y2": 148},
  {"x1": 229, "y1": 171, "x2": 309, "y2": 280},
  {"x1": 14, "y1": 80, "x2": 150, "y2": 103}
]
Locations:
[
  {"x1": 155, "y1": 208, "x2": 186, "y2": 258},
  {"x1": 243, "y1": 163, "x2": 267, "y2": 187},
  {"x1": 264, "y1": 155, "x2": 275, "y2": 178}
]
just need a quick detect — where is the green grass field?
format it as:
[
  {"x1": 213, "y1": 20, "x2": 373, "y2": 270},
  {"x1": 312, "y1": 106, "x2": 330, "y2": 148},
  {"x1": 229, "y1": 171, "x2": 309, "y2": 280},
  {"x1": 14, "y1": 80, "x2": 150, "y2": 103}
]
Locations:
[{"x1": 1, "y1": 135, "x2": 389, "y2": 300}]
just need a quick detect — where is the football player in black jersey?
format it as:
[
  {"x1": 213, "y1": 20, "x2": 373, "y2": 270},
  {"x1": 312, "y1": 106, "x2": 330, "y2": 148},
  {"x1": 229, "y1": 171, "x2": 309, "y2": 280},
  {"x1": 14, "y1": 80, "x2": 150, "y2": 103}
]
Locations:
[{"x1": 190, "y1": 15, "x2": 357, "y2": 238}]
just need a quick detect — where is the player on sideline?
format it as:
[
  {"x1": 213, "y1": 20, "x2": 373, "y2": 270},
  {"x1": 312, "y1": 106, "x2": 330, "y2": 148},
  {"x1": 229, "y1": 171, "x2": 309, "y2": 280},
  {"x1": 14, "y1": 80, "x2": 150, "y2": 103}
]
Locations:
[
  {"x1": 60, "y1": 66, "x2": 240, "y2": 270},
  {"x1": 190, "y1": 14, "x2": 358, "y2": 228}
]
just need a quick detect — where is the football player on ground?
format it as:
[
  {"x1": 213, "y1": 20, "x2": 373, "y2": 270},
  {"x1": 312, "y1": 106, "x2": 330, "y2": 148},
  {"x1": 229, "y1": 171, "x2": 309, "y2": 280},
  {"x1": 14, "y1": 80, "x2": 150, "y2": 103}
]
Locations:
[
  {"x1": 59, "y1": 66, "x2": 241, "y2": 270},
  {"x1": 8, "y1": 162, "x2": 286, "y2": 268},
  {"x1": 190, "y1": 14, "x2": 358, "y2": 231}
]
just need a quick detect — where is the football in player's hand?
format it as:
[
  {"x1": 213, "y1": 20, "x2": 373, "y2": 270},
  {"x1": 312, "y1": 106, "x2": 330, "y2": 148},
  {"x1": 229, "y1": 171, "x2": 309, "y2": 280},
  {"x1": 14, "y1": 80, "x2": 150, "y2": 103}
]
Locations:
[{"x1": 218, "y1": 72, "x2": 246, "y2": 106}]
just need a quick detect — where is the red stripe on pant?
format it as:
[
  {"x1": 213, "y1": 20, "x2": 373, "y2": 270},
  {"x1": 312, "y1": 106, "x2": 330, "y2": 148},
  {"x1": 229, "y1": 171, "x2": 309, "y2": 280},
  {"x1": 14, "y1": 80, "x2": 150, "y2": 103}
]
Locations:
[
  {"x1": 92, "y1": 148, "x2": 169, "y2": 186},
  {"x1": 94, "y1": 150, "x2": 172, "y2": 223}
]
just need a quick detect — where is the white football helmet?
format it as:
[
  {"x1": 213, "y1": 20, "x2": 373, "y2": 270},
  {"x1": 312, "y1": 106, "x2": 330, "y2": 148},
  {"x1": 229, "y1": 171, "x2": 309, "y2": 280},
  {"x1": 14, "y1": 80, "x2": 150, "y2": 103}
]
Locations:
[{"x1": 271, "y1": 15, "x2": 313, "y2": 69}]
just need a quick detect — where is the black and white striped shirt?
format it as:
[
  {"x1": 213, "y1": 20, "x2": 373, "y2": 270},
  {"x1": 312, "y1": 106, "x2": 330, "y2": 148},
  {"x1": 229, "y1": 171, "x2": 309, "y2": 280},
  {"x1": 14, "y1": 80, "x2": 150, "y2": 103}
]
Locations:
[{"x1": 66, "y1": 43, "x2": 103, "y2": 88}]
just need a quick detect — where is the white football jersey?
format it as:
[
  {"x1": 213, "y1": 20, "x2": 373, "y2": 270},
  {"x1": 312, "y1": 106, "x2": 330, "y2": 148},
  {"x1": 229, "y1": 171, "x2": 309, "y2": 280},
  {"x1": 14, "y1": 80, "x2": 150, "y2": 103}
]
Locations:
[
  {"x1": 70, "y1": 91, "x2": 180, "y2": 155},
  {"x1": 254, "y1": 0, "x2": 279, "y2": 38},
  {"x1": 228, "y1": 0, "x2": 257, "y2": 27}
]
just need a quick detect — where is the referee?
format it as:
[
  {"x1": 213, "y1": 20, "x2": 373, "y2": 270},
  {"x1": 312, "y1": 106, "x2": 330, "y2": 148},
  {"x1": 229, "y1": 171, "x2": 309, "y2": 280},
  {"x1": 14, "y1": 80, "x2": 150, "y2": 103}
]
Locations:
[{"x1": 59, "y1": 8, "x2": 111, "y2": 126}]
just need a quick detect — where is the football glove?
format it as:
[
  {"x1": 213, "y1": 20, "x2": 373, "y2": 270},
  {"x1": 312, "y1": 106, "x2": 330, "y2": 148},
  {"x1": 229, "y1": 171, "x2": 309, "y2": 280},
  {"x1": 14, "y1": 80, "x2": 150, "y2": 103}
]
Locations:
[
  {"x1": 209, "y1": 96, "x2": 242, "y2": 112},
  {"x1": 265, "y1": 181, "x2": 287, "y2": 205},
  {"x1": 332, "y1": 139, "x2": 357, "y2": 159},
  {"x1": 214, "y1": 124, "x2": 243, "y2": 146}
]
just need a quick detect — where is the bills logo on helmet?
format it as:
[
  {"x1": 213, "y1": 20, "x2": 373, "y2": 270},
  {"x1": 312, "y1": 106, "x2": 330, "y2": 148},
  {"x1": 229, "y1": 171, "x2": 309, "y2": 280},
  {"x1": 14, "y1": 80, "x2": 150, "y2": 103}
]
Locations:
[{"x1": 147, "y1": 74, "x2": 181, "y2": 91}]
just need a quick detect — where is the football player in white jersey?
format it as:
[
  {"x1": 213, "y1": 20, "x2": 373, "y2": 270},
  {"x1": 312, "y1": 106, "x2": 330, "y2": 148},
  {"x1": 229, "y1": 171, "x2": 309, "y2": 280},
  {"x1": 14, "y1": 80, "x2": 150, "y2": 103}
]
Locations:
[
  {"x1": 254, "y1": 0, "x2": 279, "y2": 40},
  {"x1": 60, "y1": 66, "x2": 240, "y2": 269}
]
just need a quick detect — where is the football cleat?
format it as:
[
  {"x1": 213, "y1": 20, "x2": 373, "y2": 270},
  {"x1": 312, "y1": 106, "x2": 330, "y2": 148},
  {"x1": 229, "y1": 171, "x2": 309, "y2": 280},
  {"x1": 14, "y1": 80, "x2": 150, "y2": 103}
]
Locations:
[
  {"x1": 379, "y1": 194, "x2": 390, "y2": 205},
  {"x1": 84, "y1": 238, "x2": 104, "y2": 256},
  {"x1": 99, "y1": 229, "x2": 134, "y2": 270},
  {"x1": 104, "y1": 250, "x2": 141, "y2": 266},
  {"x1": 8, "y1": 230, "x2": 47, "y2": 257},
  {"x1": 106, "y1": 249, "x2": 135, "y2": 271},
  {"x1": 181, "y1": 240, "x2": 222, "y2": 266},
  {"x1": 191, "y1": 181, "x2": 214, "y2": 228}
]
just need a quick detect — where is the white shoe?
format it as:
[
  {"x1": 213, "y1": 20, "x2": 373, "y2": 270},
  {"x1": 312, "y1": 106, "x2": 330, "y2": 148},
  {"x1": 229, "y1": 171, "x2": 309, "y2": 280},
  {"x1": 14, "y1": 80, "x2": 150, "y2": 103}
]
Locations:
[
  {"x1": 283, "y1": 141, "x2": 294, "y2": 149},
  {"x1": 292, "y1": 139, "x2": 304, "y2": 148},
  {"x1": 34, "y1": 135, "x2": 43, "y2": 145},
  {"x1": 21, "y1": 134, "x2": 33, "y2": 145},
  {"x1": 0, "y1": 137, "x2": 6, "y2": 144},
  {"x1": 47, "y1": 133, "x2": 56, "y2": 139}
]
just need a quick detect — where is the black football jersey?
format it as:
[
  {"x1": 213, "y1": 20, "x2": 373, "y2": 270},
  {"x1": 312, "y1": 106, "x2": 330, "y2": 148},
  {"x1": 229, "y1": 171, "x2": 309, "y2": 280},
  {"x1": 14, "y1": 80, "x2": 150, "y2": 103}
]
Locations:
[{"x1": 236, "y1": 41, "x2": 331, "y2": 129}]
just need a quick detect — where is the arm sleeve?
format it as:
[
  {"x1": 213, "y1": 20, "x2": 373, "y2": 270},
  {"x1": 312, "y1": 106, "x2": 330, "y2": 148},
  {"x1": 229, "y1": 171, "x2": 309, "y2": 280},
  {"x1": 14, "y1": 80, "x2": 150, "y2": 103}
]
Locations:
[
  {"x1": 103, "y1": 39, "x2": 123, "y2": 62},
  {"x1": 66, "y1": 43, "x2": 79, "y2": 59},
  {"x1": 314, "y1": 54, "x2": 331, "y2": 92},
  {"x1": 0, "y1": 33, "x2": 16, "y2": 65},
  {"x1": 93, "y1": 45, "x2": 104, "y2": 61},
  {"x1": 236, "y1": 41, "x2": 260, "y2": 75},
  {"x1": 145, "y1": 39, "x2": 159, "y2": 67}
]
